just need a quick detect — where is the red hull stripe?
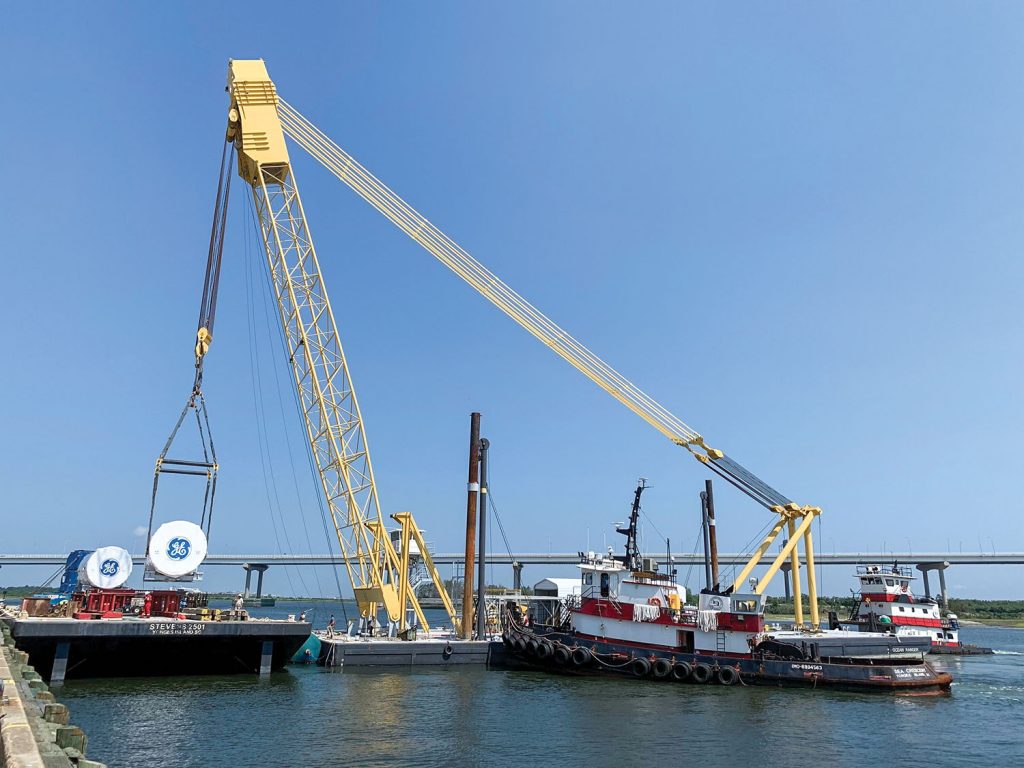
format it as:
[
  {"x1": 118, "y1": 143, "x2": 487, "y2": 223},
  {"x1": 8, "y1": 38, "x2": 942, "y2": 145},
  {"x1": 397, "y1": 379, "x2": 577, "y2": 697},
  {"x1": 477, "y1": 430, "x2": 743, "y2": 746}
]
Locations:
[{"x1": 577, "y1": 598, "x2": 764, "y2": 634}]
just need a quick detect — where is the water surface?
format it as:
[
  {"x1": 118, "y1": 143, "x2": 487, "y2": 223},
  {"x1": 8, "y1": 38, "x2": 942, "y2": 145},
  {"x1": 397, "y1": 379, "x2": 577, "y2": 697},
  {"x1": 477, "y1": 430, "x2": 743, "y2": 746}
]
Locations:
[{"x1": 58, "y1": 602, "x2": 1024, "y2": 768}]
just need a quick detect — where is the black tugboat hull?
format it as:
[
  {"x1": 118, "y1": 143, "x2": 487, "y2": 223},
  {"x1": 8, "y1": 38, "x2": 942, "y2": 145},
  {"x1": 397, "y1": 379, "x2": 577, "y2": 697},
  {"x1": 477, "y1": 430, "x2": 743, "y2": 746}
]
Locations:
[{"x1": 503, "y1": 626, "x2": 953, "y2": 695}]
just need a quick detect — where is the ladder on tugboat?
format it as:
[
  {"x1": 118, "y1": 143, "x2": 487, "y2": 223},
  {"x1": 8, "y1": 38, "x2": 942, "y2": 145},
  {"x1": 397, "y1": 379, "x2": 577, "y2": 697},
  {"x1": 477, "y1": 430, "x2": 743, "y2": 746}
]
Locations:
[{"x1": 716, "y1": 631, "x2": 727, "y2": 653}]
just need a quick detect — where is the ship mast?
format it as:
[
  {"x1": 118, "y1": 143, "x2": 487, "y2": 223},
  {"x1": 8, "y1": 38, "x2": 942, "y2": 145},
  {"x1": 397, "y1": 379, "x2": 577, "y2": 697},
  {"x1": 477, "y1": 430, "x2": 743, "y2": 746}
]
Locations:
[{"x1": 616, "y1": 480, "x2": 647, "y2": 573}]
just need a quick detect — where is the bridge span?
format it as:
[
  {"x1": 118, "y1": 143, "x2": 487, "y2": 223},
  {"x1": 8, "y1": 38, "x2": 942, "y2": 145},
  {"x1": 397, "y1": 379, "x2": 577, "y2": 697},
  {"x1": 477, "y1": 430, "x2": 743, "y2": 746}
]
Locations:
[{"x1": 1, "y1": 551, "x2": 1021, "y2": 567}]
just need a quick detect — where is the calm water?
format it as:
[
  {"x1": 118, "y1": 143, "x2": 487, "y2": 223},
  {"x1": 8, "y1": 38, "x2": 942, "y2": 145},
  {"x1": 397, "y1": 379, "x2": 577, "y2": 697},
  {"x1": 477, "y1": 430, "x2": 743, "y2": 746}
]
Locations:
[{"x1": 57, "y1": 601, "x2": 1024, "y2": 768}]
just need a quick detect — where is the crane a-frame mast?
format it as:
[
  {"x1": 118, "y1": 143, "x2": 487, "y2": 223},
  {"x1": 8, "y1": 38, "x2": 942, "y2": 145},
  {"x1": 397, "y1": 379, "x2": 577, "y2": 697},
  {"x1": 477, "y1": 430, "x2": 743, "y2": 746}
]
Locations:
[{"x1": 225, "y1": 60, "x2": 455, "y2": 629}]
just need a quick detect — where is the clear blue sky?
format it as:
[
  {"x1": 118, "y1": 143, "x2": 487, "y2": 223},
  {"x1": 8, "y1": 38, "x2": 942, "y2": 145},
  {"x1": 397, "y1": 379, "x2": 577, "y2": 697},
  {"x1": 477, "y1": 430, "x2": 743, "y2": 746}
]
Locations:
[{"x1": 2, "y1": 4, "x2": 1022, "y2": 598}]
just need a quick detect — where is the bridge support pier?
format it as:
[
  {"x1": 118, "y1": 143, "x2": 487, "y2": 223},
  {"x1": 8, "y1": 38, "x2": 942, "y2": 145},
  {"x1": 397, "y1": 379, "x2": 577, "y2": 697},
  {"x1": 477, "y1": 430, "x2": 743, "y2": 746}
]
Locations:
[
  {"x1": 916, "y1": 561, "x2": 950, "y2": 611},
  {"x1": 780, "y1": 562, "x2": 792, "y2": 601},
  {"x1": 242, "y1": 564, "x2": 269, "y2": 599},
  {"x1": 512, "y1": 561, "x2": 523, "y2": 592}
]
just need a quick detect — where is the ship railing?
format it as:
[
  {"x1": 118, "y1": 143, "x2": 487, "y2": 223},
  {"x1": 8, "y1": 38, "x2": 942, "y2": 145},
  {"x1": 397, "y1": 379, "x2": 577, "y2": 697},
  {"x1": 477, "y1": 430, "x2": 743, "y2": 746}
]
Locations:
[
  {"x1": 580, "y1": 585, "x2": 626, "y2": 614},
  {"x1": 628, "y1": 573, "x2": 676, "y2": 585},
  {"x1": 856, "y1": 564, "x2": 914, "y2": 578}
]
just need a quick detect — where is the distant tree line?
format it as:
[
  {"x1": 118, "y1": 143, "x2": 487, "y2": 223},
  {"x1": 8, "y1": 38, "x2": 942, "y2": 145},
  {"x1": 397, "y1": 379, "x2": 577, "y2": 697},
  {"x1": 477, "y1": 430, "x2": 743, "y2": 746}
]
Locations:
[{"x1": 766, "y1": 595, "x2": 1024, "y2": 620}]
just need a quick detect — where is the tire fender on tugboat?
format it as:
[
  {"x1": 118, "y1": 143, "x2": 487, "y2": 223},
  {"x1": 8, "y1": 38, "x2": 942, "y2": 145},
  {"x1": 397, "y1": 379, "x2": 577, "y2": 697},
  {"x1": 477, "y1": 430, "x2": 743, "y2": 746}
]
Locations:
[
  {"x1": 553, "y1": 646, "x2": 571, "y2": 666},
  {"x1": 537, "y1": 640, "x2": 554, "y2": 660},
  {"x1": 672, "y1": 661, "x2": 692, "y2": 682},
  {"x1": 631, "y1": 658, "x2": 651, "y2": 678},
  {"x1": 652, "y1": 658, "x2": 672, "y2": 679},
  {"x1": 716, "y1": 666, "x2": 740, "y2": 686},
  {"x1": 692, "y1": 663, "x2": 713, "y2": 684},
  {"x1": 526, "y1": 639, "x2": 540, "y2": 656},
  {"x1": 571, "y1": 647, "x2": 593, "y2": 668}
]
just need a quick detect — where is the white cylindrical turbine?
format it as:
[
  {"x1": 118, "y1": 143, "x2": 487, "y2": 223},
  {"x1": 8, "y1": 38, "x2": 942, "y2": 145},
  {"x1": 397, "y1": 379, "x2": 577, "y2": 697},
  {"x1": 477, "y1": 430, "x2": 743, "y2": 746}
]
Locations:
[
  {"x1": 78, "y1": 546, "x2": 134, "y2": 589},
  {"x1": 148, "y1": 521, "x2": 208, "y2": 578}
]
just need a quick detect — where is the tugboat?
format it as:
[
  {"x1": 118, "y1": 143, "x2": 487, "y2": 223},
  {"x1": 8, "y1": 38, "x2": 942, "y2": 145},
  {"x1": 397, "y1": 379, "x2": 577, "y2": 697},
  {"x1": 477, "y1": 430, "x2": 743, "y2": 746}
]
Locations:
[
  {"x1": 848, "y1": 564, "x2": 993, "y2": 655},
  {"x1": 502, "y1": 482, "x2": 953, "y2": 694}
]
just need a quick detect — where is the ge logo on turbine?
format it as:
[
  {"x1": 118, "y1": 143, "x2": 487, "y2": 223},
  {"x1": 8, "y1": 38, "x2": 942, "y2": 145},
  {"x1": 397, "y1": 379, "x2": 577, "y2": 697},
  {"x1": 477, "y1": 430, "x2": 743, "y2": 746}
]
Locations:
[
  {"x1": 100, "y1": 559, "x2": 120, "y2": 576},
  {"x1": 167, "y1": 537, "x2": 192, "y2": 561}
]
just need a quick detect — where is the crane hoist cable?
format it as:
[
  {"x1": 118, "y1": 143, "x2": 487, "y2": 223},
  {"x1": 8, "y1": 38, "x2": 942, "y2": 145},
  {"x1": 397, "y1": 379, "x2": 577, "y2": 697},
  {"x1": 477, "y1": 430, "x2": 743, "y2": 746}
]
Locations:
[
  {"x1": 145, "y1": 140, "x2": 235, "y2": 557},
  {"x1": 194, "y1": 139, "x2": 235, "y2": 391}
]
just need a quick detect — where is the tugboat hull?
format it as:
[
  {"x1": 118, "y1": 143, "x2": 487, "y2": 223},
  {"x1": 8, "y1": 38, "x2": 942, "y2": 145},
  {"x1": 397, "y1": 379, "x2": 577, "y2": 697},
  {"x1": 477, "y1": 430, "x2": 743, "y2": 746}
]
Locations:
[{"x1": 505, "y1": 626, "x2": 953, "y2": 695}]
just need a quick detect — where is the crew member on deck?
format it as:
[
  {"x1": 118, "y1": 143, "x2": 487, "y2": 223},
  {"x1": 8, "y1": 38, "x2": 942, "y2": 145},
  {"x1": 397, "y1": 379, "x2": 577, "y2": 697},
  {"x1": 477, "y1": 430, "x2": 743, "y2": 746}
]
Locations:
[{"x1": 668, "y1": 590, "x2": 681, "y2": 619}]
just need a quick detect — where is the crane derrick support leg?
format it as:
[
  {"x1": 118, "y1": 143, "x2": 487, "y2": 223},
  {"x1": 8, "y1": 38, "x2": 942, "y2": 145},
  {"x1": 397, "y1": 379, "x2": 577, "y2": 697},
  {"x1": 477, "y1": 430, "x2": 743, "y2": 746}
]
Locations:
[
  {"x1": 802, "y1": 518, "x2": 820, "y2": 630},
  {"x1": 787, "y1": 519, "x2": 804, "y2": 628}
]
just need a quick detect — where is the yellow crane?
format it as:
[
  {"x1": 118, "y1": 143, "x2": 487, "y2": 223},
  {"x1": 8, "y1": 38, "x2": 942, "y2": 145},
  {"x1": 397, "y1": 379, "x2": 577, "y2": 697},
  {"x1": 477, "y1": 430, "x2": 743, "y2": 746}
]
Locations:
[
  {"x1": 222, "y1": 60, "x2": 454, "y2": 632},
  {"x1": 224, "y1": 59, "x2": 823, "y2": 631}
]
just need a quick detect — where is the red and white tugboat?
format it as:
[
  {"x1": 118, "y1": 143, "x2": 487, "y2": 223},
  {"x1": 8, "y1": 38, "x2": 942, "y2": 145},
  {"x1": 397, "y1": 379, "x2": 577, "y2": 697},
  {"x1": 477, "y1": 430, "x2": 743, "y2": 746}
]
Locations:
[
  {"x1": 503, "y1": 482, "x2": 953, "y2": 694},
  {"x1": 848, "y1": 565, "x2": 993, "y2": 656}
]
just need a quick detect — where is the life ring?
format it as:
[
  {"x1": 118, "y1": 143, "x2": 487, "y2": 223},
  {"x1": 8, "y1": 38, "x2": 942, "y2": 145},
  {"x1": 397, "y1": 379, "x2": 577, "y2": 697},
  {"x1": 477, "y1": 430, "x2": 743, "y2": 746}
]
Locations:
[
  {"x1": 652, "y1": 658, "x2": 673, "y2": 679},
  {"x1": 716, "y1": 666, "x2": 740, "y2": 686},
  {"x1": 648, "y1": 597, "x2": 663, "y2": 608},
  {"x1": 571, "y1": 646, "x2": 592, "y2": 668},
  {"x1": 691, "y1": 663, "x2": 713, "y2": 684},
  {"x1": 553, "y1": 646, "x2": 571, "y2": 666},
  {"x1": 672, "y1": 661, "x2": 692, "y2": 682},
  {"x1": 630, "y1": 657, "x2": 651, "y2": 678}
]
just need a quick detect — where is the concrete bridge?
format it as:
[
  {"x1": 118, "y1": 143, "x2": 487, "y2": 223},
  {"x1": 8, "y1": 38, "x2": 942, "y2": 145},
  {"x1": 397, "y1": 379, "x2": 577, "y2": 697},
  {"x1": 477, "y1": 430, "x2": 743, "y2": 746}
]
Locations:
[
  {"x1": 1, "y1": 551, "x2": 1021, "y2": 567},
  {"x1": 3, "y1": 551, "x2": 1016, "y2": 607}
]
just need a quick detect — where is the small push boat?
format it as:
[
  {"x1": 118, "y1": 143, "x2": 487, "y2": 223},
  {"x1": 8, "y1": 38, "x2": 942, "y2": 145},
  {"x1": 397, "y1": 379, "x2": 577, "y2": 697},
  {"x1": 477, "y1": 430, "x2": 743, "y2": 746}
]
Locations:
[{"x1": 844, "y1": 564, "x2": 993, "y2": 656}]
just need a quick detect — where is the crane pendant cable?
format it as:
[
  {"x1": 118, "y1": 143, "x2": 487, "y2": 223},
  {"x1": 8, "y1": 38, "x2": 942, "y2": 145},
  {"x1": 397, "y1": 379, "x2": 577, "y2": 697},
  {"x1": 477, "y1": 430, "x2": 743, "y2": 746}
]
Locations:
[{"x1": 276, "y1": 99, "x2": 793, "y2": 511}]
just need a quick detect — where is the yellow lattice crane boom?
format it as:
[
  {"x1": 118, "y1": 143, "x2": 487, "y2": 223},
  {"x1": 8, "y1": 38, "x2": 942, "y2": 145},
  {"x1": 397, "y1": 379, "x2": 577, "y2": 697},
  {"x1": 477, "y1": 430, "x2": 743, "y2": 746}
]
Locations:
[
  {"x1": 225, "y1": 60, "x2": 455, "y2": 631},
  {"x1": 227, "y1": 59, "x2": 822, "y2": 631}
]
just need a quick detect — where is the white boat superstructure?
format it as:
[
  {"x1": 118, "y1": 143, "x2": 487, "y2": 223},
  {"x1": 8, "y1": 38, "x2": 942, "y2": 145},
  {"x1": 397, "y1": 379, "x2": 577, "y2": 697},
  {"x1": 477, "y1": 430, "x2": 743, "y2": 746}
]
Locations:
[{"x1": 851, "y1": 565, "x2": 960, "y2": 648}]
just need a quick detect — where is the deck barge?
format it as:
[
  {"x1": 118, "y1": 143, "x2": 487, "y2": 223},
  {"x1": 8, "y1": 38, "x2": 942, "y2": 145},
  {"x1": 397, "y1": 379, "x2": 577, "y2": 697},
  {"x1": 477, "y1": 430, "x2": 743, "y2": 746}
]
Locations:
[
  {"x1": 316, "y1": 633, "x2": 501, "y2": 668},
  {"x1": 1, "y1": 609, "x2": 311, "y2": 683}
]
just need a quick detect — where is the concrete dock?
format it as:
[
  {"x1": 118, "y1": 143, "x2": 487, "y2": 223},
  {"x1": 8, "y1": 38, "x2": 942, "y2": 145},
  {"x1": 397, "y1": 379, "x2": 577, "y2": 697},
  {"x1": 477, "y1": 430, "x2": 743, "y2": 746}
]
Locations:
[{"x1": 1, "y1": 623, "x2": 104, "y2": 768}]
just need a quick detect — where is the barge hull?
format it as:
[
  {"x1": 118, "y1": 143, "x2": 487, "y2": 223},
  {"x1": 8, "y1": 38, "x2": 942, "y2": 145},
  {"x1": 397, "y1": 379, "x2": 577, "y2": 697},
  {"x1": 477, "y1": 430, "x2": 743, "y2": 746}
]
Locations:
[
  {"x1": 2, "y1": 616, "x2": 311, "y2": 682},
  {"x1": 318, "y1": 637, "x2": 495, "y2": 667}
]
